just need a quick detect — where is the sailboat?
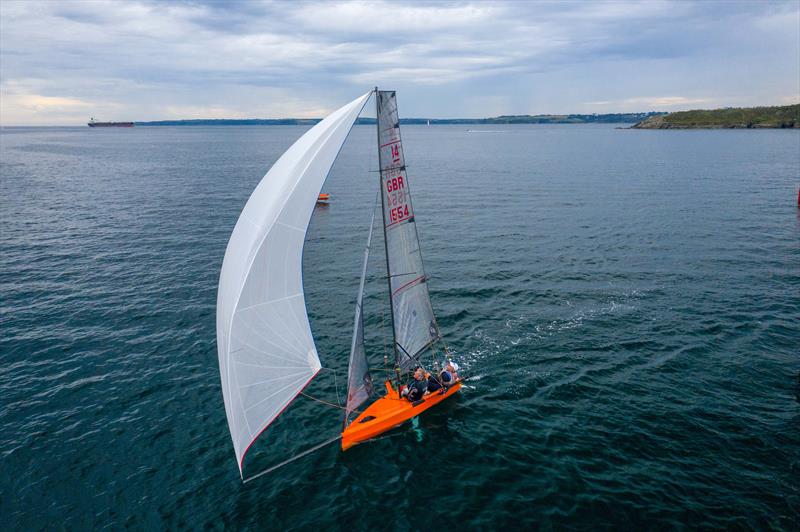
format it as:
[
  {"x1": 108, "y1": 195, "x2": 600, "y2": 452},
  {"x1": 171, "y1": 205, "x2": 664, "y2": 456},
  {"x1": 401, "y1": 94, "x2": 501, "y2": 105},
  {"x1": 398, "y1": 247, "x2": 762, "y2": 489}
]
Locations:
[{"x1": 217, "y1": 89, "x2": 461, "y2": 479}]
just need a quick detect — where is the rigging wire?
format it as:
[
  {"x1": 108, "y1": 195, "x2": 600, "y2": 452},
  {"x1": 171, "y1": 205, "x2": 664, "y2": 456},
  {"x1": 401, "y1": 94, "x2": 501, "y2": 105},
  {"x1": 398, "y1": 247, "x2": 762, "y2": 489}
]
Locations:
[
  {"x1": 300, "y1": 392, "x2": 346, "y2": 411},
  {"x1": 319, "y1": 367, "x2": 342, "y2": 407}
]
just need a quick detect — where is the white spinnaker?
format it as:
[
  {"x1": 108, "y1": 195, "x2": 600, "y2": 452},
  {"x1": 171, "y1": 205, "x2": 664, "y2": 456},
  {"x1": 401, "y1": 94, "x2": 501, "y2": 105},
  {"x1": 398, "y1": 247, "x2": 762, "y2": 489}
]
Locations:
[{"x1": 217, "y1": 92, "x2": 371, "y2": 475}]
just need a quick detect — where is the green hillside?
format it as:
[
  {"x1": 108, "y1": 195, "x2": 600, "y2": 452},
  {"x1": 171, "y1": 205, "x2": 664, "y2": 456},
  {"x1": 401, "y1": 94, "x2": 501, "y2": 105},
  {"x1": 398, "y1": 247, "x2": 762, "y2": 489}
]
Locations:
[{"x1": 632, "y1": 104, "x2": 799, "y2": 129}]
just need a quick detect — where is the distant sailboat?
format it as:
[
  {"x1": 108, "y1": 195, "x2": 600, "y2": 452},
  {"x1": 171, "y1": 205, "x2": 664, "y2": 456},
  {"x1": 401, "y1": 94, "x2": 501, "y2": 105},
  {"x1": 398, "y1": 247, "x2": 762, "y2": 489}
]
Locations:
[{"x1": 217, "y1": 89, "x2": 460, "y2": 479}]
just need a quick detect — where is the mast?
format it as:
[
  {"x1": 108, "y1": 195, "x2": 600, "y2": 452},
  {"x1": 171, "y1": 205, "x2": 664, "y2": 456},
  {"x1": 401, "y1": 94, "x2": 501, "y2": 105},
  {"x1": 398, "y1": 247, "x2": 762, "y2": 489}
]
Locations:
[
  {"x1": 389, "y1": 95, "x2": 441, "y2": 349},
  {"x1": 375, "y1": 87, "x2": 400, "y2": 374},
  {"x1": 375, "y1": 89, "x2": 440, "y2": 373}
]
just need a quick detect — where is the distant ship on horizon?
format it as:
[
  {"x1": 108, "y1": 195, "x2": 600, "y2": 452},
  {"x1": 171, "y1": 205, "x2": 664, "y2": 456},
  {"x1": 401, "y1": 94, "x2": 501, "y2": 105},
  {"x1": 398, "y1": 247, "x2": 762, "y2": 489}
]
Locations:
[{"x1": 88, "y1": 118, "x2": 134, "y2": 128}]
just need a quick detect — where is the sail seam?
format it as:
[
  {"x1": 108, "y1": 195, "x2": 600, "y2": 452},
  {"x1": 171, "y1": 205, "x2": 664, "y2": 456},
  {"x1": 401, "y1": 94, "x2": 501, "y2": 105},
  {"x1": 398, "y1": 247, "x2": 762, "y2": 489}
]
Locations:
[
  {"x1": 276, "y1": 221, "x2": 305, "y2": 233},
  {"x1": 238, "y1": 370, "x2": 312, "y2": 390},
  {"x1": 239, "y1": 309, "x2": 307, "y2": 355},
  {"x1": 244, "y1": 373, "x2": 312, "y2": 413},
  {"x1": 242, "y1": 303, "x2": 308, "y2": 355},
  {"x1": 233, "y1": 361, "x2": 308, "y2": 370},
  {"x1": 234, "y1": 292, "x2": 302, "y2": 313}
]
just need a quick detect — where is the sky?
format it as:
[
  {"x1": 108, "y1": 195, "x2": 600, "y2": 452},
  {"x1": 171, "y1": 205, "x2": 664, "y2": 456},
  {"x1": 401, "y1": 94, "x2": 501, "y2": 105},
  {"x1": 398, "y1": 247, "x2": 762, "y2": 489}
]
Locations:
[{"x1": 1, "y1": 0, "x2": 798, "y2": 125}]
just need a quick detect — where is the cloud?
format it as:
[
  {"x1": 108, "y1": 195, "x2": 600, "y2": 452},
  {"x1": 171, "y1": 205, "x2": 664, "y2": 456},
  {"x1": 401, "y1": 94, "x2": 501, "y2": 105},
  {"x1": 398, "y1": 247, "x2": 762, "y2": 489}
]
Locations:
[
  {"x1": 14, "y1": 94, "x2": 93, "y2": 111},
  {"x1": 0, "y1": 79, "x2": 122, "y2": 124},
  {"x1": 291, "y1": 1, "x2": 495, "y2": 34},
  {"x1": 0, "y1": 0, "x2": 798, "y2": 124},
  {"x1": 584, "y1": 96, "x2": 713, "y2": 111}
]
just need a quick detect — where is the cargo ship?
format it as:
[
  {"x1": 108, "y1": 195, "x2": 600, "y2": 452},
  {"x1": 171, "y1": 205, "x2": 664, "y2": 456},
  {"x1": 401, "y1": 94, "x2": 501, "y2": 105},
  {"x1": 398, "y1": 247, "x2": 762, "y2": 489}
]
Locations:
[{"x1": 87, "y1": 118, "x2": 134, "y2": 127}]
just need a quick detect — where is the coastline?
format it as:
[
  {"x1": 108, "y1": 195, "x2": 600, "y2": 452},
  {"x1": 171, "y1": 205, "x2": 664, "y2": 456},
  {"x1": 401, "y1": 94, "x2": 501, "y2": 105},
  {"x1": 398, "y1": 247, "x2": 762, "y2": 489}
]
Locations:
[{"x1": 631, "y1": 104, "x2": 799, "y2": 129}]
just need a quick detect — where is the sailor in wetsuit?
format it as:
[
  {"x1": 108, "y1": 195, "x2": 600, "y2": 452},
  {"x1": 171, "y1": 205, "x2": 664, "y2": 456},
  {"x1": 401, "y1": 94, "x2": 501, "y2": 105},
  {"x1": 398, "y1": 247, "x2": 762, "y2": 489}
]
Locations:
[{"x1": 402, "y1": 367, "x2": 429, "y2": 402}]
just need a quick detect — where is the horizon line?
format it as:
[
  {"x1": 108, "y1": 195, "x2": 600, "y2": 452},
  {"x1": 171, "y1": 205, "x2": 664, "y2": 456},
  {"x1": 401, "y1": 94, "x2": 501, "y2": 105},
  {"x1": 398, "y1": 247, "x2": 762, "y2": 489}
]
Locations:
[{"x1": 2, "y1": 103, "x2": 797, "y2": 127}]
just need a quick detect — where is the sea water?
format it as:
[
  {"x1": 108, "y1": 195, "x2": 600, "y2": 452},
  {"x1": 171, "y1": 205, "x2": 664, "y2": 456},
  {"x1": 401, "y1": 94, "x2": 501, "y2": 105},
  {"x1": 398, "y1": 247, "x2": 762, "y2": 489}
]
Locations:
[{"x1": 1, "y1": 124, "x2": 798, "y2": 528}]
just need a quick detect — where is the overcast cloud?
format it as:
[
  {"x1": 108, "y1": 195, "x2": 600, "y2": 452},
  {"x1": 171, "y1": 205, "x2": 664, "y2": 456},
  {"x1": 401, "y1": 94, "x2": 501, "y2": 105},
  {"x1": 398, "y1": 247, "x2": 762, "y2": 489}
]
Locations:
[{"x1": 1, "y1": 0, "x2": 798, "y2": 125}]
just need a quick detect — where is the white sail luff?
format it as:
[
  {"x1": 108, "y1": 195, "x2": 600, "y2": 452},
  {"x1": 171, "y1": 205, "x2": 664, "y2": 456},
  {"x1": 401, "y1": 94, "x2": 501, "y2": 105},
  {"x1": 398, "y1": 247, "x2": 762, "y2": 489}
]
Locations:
[{"x1": 217, "y1": 91, "x2": 371, "y2": 475}]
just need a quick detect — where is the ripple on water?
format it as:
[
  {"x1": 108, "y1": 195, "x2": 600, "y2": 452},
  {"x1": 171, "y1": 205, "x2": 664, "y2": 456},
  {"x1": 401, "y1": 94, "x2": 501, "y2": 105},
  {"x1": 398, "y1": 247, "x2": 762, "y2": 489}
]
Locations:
[{"x1": 1, "y1": 125, "x2": 798, "y2": 528}]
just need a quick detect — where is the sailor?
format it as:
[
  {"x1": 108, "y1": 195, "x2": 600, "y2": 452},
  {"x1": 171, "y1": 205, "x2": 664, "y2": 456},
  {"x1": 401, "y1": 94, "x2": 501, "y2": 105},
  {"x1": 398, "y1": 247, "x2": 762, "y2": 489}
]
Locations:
[
  {"x1": 427, "y1": 369, "x2": 443, "y2": 393},
  {"x1": 439, "y1": 361, "x2": 459, "y2": 387},
  {"x1": 402, "y1": 367, "x2": 428, "y2": 402}
]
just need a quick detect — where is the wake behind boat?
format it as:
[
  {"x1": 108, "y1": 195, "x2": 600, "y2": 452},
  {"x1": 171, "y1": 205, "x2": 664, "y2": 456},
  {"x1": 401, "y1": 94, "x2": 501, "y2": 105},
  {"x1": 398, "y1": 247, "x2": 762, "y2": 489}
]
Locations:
[{"x1": 216, "y1": 89, "x2": 462, "y2": 479}]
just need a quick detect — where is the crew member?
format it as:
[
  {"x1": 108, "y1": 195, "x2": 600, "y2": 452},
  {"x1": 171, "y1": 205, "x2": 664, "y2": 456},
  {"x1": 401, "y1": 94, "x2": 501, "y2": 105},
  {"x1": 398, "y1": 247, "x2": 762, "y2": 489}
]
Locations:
[
  {"x1": 427, "y1": 370, "x2": 443, "y2": 393},
  {"x1": 440, "y1": 361, "x2": 459, "y2": 388},
  {"x1": 402, "y1": 367, "x2": 428, "y2": 402}
]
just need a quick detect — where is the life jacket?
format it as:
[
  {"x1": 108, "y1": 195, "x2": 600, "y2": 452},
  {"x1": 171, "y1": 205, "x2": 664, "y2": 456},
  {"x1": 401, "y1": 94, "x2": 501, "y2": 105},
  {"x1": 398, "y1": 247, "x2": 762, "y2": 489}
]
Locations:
[{"x1": 406, "y1": 378, "x2": 426, "y2": 401}]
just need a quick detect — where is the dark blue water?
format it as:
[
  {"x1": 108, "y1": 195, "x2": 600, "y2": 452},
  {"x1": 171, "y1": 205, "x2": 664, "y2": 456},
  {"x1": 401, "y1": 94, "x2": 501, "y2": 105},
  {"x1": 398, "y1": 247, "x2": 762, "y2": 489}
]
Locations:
[{"x1": 2, "y1": 124, "x2": 799, "y2": 529}]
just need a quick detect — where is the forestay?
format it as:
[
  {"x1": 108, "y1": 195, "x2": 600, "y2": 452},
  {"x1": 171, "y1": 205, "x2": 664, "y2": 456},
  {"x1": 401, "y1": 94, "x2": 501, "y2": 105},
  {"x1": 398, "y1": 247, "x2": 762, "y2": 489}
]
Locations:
[
  {"x1": 376, "y1": 91, "x2": 440, "y2": 370},
  {"x1": 344, "y1": 202, "x2": 377, "y2": 427},
  {"x1": 217, "y1": 91, "x2": 371, "y2": 475}
]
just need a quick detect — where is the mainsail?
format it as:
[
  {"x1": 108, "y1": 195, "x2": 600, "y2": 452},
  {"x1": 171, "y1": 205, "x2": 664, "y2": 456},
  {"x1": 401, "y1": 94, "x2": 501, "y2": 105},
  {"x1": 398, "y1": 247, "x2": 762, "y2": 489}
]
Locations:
[
  {"x1": 376, "y1": 90, "x2": 440, "y2": 370},
  {"x1": 217, "y1": 91, "x2": 371, "y2": 474},
  {"x1": 344, "y1": 202, "x2": 377, "y2": 427}
]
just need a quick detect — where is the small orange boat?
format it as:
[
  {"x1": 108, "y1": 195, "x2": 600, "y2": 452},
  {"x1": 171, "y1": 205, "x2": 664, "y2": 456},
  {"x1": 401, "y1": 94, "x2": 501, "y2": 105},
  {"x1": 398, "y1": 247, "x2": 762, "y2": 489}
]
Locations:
[
  {"x1": 316, "y1": 193, "x2": 330, "y2": 204},
  {"x1": 342, "y1": 379, "x2": 461, "y2": 450}
]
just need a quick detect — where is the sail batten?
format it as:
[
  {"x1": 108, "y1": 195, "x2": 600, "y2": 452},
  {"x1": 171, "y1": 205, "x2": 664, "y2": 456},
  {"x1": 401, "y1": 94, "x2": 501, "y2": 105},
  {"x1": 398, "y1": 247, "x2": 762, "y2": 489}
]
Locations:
[
  {"x1": 376, "y1": 90, "x2": 440, "y2": 371},
  {"x1": 217, "y1": 91, "x2": 371, "y2": 475}
]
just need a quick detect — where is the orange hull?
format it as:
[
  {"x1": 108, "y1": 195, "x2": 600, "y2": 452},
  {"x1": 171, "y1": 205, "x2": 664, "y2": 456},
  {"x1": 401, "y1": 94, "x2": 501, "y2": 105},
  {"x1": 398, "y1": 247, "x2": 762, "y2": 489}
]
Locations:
[{"x1": 341, "y1": 380, "x2": 462, "y2": 451}]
